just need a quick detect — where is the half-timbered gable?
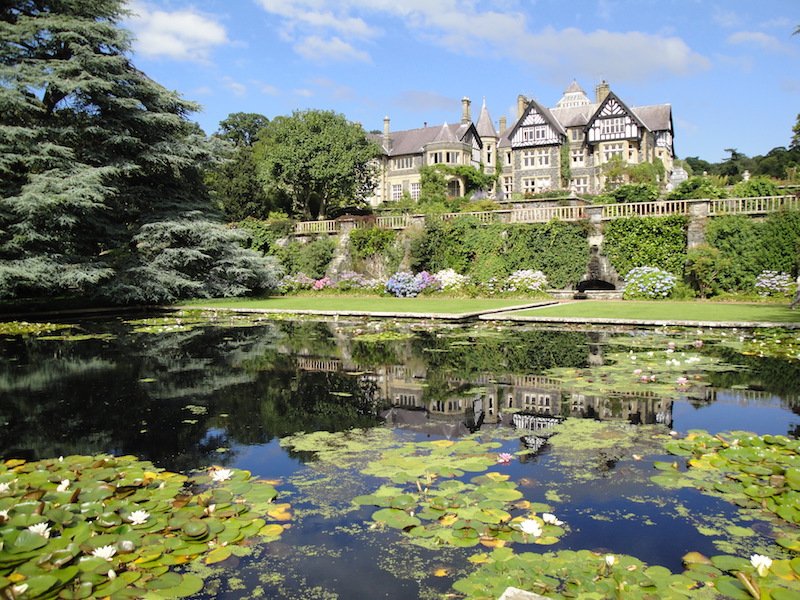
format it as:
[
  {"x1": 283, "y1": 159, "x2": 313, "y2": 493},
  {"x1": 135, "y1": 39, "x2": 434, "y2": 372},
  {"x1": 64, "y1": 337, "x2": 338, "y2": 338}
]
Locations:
[
  {"x1": 509, "y1": 100, "x2": 565, "y2": 148},
  {"x1": 584, "y1": 92, "x2": 646, "y2": 143},
  {"x1": 368, "y1": 82, "x2": 674, "y2": 204}
]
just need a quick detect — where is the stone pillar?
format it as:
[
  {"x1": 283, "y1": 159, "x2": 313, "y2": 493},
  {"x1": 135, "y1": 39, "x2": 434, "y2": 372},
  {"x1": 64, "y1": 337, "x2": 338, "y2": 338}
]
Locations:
[{"x1": 687, "y1": 200, "x2": 709, "y2": 248}]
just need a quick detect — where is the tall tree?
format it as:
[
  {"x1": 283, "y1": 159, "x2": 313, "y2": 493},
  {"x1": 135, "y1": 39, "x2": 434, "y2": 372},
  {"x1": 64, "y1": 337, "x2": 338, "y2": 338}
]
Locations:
[
  {"x1": 0, "y1": 1, "x2": 281, "y2": 303},
  {"x1": 254, "y1": 110, "x2": 381, "y2": 219},
  {"x1": 206, "y1": 112, "x2": 278, "y2": 220}
]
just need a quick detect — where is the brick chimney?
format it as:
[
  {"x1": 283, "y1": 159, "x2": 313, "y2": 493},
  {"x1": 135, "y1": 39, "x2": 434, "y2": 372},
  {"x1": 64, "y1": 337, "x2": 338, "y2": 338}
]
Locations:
[
  {"x1": 499, "y1": 116, "x2": 507, "y2": 134},
  {"x1": 517, "y1": 95, "x2": 527, "y2": 119},
  {"x1": 462, "y1": 97, "x2": 471, "y2": 123},
  {"x1": 595, "y1": 80, "x2": 610, "y2": 103}
]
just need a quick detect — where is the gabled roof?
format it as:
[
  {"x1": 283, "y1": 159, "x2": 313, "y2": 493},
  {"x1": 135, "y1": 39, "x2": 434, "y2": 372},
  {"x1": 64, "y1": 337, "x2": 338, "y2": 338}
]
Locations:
[
  {"x1": 506, "y1": 97, "x2": 566, "y2": 140},
  {"x1": 584, "y1": 91, "x2": 647, "y2": 133},
  {"x1": 372, "y1": 122, "x2": 481, "y2": 156},
  {"x1": 476, "y1": 99, "x2": 498, "y2": 138},
  {"x1": 630, "y1": 104, "x2": 672, "y2": 132}
]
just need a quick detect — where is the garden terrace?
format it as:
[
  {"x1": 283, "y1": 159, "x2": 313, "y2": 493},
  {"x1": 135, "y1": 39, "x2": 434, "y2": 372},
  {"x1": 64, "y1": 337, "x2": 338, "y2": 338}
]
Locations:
[{"x1": 292, "y1": 195, "x2": 800, "y2": 234}]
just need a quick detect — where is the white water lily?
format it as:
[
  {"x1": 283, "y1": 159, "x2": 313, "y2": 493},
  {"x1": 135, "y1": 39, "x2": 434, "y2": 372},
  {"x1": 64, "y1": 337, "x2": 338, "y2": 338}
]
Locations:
[
  {"x1": 92, "y1": 545, "x2": 117, "y2": 561},
  {"x1": 107, "y1": 570, "x2": 117, "y2": 580},
  {"x1": 542, "y1": 513, "x2": 563, "y2": 526},
  {"x1": 0, "y1": 482, "x2": 11, "y2": 494},
  {"x1": 0, "y1": 509, "x2": 9, "y2": 520},
  {"x1": 750, "y1": 554, "x2": 772, "y2": 577},
  {"x1": 517, "y1": 519, "x2": 542, "y2": 537},
  {"x1": 11, "y1": 584, "x2": 28, "y2": 596},
  {"x1": 605, "y1": 555, "x2": 616, "y2": 567},
  {"x1": 28, "y1": 522, "x2": 51, "y2": 538},
  {"x1": 128, "y1": 509, "x2": 150, "y2": 525},
  {"x1": 211, "y1": 468, "x2": 234, "y2": 482},
  {"x1": 57, "y1": 479, "x2": 70, "y2": 492}
]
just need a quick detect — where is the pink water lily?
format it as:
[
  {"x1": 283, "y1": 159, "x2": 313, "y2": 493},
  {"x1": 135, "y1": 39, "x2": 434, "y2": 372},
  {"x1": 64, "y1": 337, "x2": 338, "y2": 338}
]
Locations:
[
  {"x1": 676, "y1": 377, "x2": 689, "y2": 386},
  {"x1": 497, "y1": 453, "x2": 514, "y2": 464}
]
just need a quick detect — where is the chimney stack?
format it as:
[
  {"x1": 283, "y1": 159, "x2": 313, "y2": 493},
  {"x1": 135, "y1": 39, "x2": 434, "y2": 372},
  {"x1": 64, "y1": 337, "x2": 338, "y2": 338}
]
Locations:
[
  {"x1": 383, "y1": 116, "x2": 391, "y2": 149},
  {"x1": 595, "y1": 80, "x2": 610, "y2": 103},
  {"x1": 517, "y1": 95, "x2": 527, "y2": 119},
  {"x1": 462, "y1": 97, "x2": 471, "y2": 123},
  {"x1": 499, "y1": 116, "x2": 507, "y2": 133}
]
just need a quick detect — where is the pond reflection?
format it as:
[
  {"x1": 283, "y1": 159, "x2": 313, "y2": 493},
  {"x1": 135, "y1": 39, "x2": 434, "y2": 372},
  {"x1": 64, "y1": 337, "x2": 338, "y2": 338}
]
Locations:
[
  {"x1": 2, "y1": 314, "x2": 799, "y2": 466},
  {"x1": 1, "y1": 312, "x2": 799, "y2": 600}
]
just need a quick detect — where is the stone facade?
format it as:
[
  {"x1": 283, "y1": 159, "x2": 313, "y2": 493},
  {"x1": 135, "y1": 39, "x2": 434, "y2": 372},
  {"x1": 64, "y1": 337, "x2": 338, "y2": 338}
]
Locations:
[{"x1": 368, "y1": 81, "x2": 674, "y2": 204}]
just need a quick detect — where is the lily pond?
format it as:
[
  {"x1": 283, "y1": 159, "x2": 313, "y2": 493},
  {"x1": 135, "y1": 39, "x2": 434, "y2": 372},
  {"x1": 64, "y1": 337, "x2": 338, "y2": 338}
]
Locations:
[{"x1": 1, "y1": 310, "x2": 800, "y2": 600}]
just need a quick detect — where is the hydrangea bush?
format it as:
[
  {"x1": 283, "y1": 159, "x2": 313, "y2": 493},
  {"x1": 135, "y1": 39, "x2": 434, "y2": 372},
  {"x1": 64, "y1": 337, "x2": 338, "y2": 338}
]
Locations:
[
  {"x1": 434, "y1": 269, "x2": 471, "y2": 292},
  {"x1": 622, "y1": 266, "x2": 678, "y2": 299},
  {"x1": 505, "y1": 269, "x2": 548, "y2": 293},
  {"x1": 754, "y1": 270, "x2": 794, "y2": 298},
  {"x1": 385, "y1": 271, "x2": 441, "y2": 297},
  {"x1": 278, "y1": 272, "x2": 316, "y2": 293},
  {"x1": 336, "y1": 271, "x2": 383, "y2": 293}
]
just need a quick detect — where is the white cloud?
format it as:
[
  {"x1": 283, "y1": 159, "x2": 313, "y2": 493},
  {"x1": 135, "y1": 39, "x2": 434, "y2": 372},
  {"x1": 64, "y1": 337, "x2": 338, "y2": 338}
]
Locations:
[
  {"x1": 252, "y1": 0, "x2": 710, "y2": 81},
  {"x1": 222, "y1": 76, "x2": 247, "y2": 97},
  {"x1": 125, "y1": 1, "x2": 228, "y2": 62},
  {"x1": 727, "y1": 31, "x2": 794, "y2": 54},
  {"x1": 309, "y1": 77, "x2": 356, "y2": 100},
  {"x1": 251, "y1": 80, "x2": 281, "y2": 95},
  {"x1": 294, "y1": 89, "x2": 314, "y2": 97},
  {"x1": 293, "y1": 36, "x2": 371, "y2": 63}
]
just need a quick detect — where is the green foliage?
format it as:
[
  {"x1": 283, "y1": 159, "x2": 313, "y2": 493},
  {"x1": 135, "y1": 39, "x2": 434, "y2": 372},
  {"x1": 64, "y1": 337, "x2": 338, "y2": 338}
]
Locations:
[
  {"x1": 560, "y1": 145, "x2": 571, "y2": 188},
  {"x1": 205, "y1": 145, "x2": 276, "y2": 220},
  {"x1": 0, "y1": 0, "x2": 278, "y2": 304},
  {"x1": 0, "y1": 455, "x2": 288, "y2": 600},
  {"x1": 409, "y1": 218, "x2": 588, "y2": 287},
  {"x1": 603, "y1": 216, "x2": 688, "y2": 276},
  {"x1": 685, "y1": 244, "x2": 732, "y2": 298},
  {"x1": 254, "y1": 110, "x2": 381, "y2": 219},
  {"x1": 348, "y1": 227, "x2": 397, "y2": 260},
  {"x1": 603, "y1": 183, "x2": 659, "y2": 203},
  {"x1": 418, "y1": 165, "x2": 450, "y2": 204},
  {"x1": 236, "y1": 217, "x2": 294, "y2": 254},
  {"x1": 731, "y1": 175, "x2": 780, "y2": 198},
  {"x1": 706, "y1": 211, "x2": 800, "y2": 292},
  {"x1": 666, "y1": 177, "x2": 728, "y2": 200},
  {"x1": 215, "y1": 112, "x2": 269, "y2": 147},
  {"x1": 275, "y1": 237, "x2": 336, "y2": 279}
]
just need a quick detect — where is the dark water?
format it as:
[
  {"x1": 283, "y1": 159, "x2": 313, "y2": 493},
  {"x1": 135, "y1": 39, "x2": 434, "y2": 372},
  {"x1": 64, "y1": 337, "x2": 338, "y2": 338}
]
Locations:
[{"x1": 1, "y1": 312, "x2": 798, "y2": 599}]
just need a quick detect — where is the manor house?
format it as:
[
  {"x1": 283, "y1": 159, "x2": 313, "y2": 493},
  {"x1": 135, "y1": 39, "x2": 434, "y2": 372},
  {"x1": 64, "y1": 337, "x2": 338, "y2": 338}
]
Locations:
[{"x1": 368, "y1": 81, "x2": 674, "y2": 203}]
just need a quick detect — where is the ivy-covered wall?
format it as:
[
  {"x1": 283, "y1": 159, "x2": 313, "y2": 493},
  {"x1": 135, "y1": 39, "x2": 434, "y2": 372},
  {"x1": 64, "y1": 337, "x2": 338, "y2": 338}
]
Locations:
[
  {"x1": 602, "y1": 215, "x2": 689, "y2": 277},
  {"x1": 407, "y1": 216, "x2": 590, "y2": 288}
]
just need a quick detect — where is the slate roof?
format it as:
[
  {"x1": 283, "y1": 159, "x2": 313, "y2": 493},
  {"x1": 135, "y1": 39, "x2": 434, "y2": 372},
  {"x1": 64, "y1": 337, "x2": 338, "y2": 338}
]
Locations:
[
  {"x1": 476, "y1": 100, "x2": 498, "y2": 138},
  {"x1": 372, "y1": 122, "x2": 475, "y2": 156}
]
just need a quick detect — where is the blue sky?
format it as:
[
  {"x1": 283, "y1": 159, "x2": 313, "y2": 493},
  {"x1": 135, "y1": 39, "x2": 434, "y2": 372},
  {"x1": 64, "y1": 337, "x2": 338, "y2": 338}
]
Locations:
[{"x1": 123, "y1": 1, "x2": 799, "y2": 163}]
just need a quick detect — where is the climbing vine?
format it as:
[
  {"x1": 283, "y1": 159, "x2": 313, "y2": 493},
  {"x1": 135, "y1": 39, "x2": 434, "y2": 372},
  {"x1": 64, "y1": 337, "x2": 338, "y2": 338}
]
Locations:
[{"x1": 603, "y1": 215, "x2": 688, "y2": 277}]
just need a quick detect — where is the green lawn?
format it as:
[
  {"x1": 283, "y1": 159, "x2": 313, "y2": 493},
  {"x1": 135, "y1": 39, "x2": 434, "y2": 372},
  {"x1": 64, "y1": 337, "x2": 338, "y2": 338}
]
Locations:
[
  {"x1": 179, "y1": 296, "x2": 548, "y2": 315},
  {"x1": 508, "y1": 300, "x2": 800, "y2": 323}
]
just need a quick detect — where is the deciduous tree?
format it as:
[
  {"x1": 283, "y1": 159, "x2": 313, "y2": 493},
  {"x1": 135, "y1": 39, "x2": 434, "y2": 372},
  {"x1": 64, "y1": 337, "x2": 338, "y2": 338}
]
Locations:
[{"x1": 254, "y1": 110, "x2": 381, "y2": 219}]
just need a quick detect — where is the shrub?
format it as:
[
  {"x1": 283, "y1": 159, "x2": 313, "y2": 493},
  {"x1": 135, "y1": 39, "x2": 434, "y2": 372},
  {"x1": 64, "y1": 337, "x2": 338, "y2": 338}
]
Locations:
[
  {"x1": 685, "y1": 244, "x2": 732, "y2": 298},
  {"x1": 349, "y1": 227, "x2": 397, "y2": 259},
  {"x1": 278, "y1": 272, "x2": 316, "y2": 293},
  {"x1": 622, "y1": 266, "x2": 678, "y2": 299},
  {"x1": 384, "y1": 271, "x2": 440, "y2": 297},
  {"x1": 731, "y1": 176, "x2": 780, "y2": 198},
  {"x1": 754, "y1": 270, "x2": 794, "y2": 298},
  {"x1": 605, "y1": 183, "x2": 659, "y2": 204},
  {"x1": 312, "y1": 277, "x2": 335, "y2": 291},
  {"x1": 434, "y1": 268, "x2": 470, "y2": 292},
  {"x1": 504, "y1": 269, "x2": 548, "y2": 293},
  {"x1": 336, "y1": 270, "x2": 383, "y2": 293}
]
